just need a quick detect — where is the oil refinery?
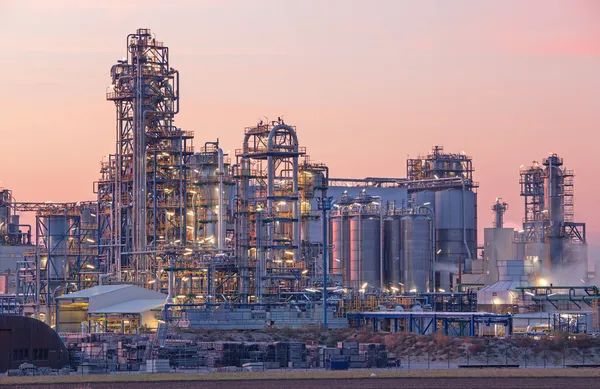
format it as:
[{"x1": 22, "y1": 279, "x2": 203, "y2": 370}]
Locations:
[{"x1": 0, "y1": 29, "x2": 595, "y2": 343}]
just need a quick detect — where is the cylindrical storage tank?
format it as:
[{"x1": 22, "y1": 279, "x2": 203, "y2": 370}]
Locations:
[
  {"x1": 434, "y1": 189, "x2": 476, "y2": 285},
  {"x1": 383, "y1": 218, "x2": 401, "y2": 288},
  {"x1": 349, "y1": 216, "x2": 380, "y2": 289},
  {"x1": 331, "y1": 216, "x2": 350, "y2": 281},
  {"x1": 8, "y1": 214, "x2": 19, "y2": 234},
  {"x1": 401, "y1": 215, "x2": 432, "y2": 293},
  {"x1": 45, "y1": 215, "x2": 69, "y2": 279},
  {"x1": 411, "y1": 191, "x2": 435, "y2": 209}
]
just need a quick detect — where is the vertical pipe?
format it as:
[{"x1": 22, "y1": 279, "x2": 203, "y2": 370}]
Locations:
[
  {"x1": 153, "y1": 152, "x2": 158, "y2": 290},
  {"x1": 217, "y1": 148, "x2": 224, "y2": 252},
  {"x1": 379, "y1": 202, "x2": 384, "y2": 290},
  {"x1": 45, "y1": 217, "x2": 51, "y2": 325},
  {"x1": 35, "y1": 217, "x2": 41, "y2": 319},
  {"x1": 461, "y1": 179, "x2": 472, "y2": 263},
  {"x1": 166, "y1": 256, "x2": 174, "y2": 303},
  {"x1": 293, "y1": 157, "x2": 300, "y2": 262},
  {"x1": 322, "y1": 198, "x2": 328, "y2": 329},
  {"x1": 256, "y1": 211, "x2": 263, "y2": 303},
  {"x1": 431, "y1": 211, "x2": 436, "y2": 292},
  {"x1": 358, "y1": 205, "x2": 362, "y2": 288}
]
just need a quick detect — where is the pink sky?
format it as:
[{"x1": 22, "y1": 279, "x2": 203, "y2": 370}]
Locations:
[{"x1": 1, "y1": 0, "x2": 599, "y2": 243}]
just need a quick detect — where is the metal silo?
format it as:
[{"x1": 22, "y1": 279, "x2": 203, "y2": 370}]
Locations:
[
  {"x1": 434, "y1": 189, "x2": 476, "y2": 290},
  {"x1": 411, "y1": 191, "x2": 435, "y2": 209},
  {"x1": 383, "y1": 218, "x2": 402, "y2": 288},
  {"x1": 331, "y1": 216, "x2": 350, "y2": 282},
  {"x1": 401, "y1": 214, "x2": 432, "y2": 293},
  {"x1": 349, "y1": 216, "x2": 380, "y2": 289},
  {"x1": 45, "y1": 215, "x2": 69, "y2": 279}
]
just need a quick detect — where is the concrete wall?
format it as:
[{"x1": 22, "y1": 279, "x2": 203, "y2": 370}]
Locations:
[{"x1": 483, "y1": 228, "x2": 514, "y2": 285}]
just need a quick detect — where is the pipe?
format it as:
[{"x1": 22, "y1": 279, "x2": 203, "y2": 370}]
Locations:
[
  {"x1": 320, "y1": 166, "x2": 330, "y2": 329},
  {"x1": 217, "y1": 147, "x2": 225, "y2": 252},
  {"x1": 461, "y1": 178, "x2": 472, "y2": 267},
  {"x1": 166, "y1": 257, "x2": 174, "y2": 303},
  {"x1": 379, "y1": 200, "x2": 384, "y2": 290}
]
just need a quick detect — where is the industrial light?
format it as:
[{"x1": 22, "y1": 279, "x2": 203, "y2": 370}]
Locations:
[
  {"x1": 334, "y1": 258, "x2": 340, "y2": 262},
  {"x1": 390, "y1": 287, "x2": 399, "y2": 292},
  {"x1": 525, "y1": 291, "x2": 535, "y2": 297},
  {"x1": 301, "y1": 270, "x2": 309, "y2": 275},
  {"x1": 362, "y1": 282, "x2": 368, "y2": 289},
  {"x1": 423, "y1": 202, "x2": 430, "y2": 206},
  {"x1": 86, "y1": 264, "x2": 95, "y2": 269},
  {"x1": 434, "y1": 175, "x2": 439, "y2": 179},
  {"x1": 189, "y1": 190, "x2": 197, "y2": 194},
  {"x1": 398, "y1": 282, "x2": 404, "y2": 286},
  {"x1": 438, "y1": 288, "x2": 445, "y2": 292},
  {"x1": 183, "y1": 251, "x2": 192, "y2": 256},
  {"x1": 436, "y1": 249, "x2": 442, "y2": 254},
  {"x1": 86, "y1": 238, "x2": 95, "y2": 243},
  {"x1": 409, "y1": 288, "x2": 417, "y2": 293},
  {"x1": 538, "y1": 278, "x2": 548, "y2": 286},
  {"x1": 148, "y1": 280, "x2": 156, "y2": 284},
  {"x1": 547, "y1": 293, "x2": 557, "y2": 297},
  {"x1": 187, "y1": 211, "x2": 194, "y2": 216},
  {"x1": 185, "y1": 248, "x2": 193, "y2": 252},
  {"x1": 90, "y1": 213, "x2": 96, "y2": 217},
  {"x1": 284, "y1": 251, "x2": 294, "y2": 256}
]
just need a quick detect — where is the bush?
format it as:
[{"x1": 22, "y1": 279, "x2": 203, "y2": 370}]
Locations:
[{"x1": 468, "y1": 342, "x2": 486, "y2": 354}]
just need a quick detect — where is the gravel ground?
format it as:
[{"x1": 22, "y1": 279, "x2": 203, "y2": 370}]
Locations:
[{"x1": 2, "y1": 377, "x2": 598, "y2": 389}]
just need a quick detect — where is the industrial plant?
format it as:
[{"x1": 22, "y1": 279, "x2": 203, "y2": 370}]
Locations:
[{"x1": 0, "y1": 29, "x2": 596, "y2": 373}]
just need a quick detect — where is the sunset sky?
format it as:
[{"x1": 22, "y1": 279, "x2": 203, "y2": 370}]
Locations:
[{"x1": 1, "y1": 0, "x2": 598, "y2": 245}]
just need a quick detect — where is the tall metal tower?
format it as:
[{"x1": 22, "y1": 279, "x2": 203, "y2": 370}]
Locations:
[
  {"x1": 102, "y1": 28, "x2": 193, "y2": 283},
  {"x1": 235, "y1": 118, "x2": 305, "y2": 302},
  {"x1": 519, "y1": 161, "x2": 545, "y2": 242},
  {"x1": 520, "y1": 154, "x2": 585, "y2": 269}
]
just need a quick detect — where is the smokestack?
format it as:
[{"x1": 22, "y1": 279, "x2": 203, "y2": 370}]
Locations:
[{"x1": 492, "y1": 198, "x2": 508, "y2": 228}]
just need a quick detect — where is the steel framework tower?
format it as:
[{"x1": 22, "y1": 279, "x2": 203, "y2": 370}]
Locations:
[
  {"x1": 235, "y1": 119, "x2": 306, "y2": 302},
  {"x1": 103, "y1": 28, "x2": 193, "y2": 283},
  {"x1": 520, "y1": 154, "x2": 586, "y2": 269}
]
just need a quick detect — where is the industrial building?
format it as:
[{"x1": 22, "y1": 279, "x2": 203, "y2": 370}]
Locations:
[{"x1": 0, "y1": 28, "x2": 596, "y2": 337}]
